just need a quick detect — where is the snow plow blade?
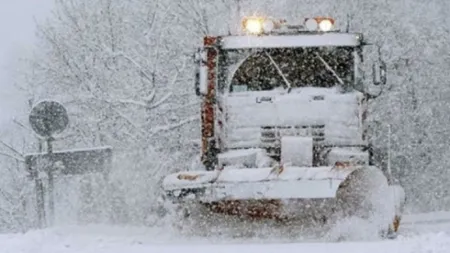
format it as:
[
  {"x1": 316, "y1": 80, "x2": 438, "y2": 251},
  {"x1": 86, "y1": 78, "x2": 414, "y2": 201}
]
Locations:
[
  {"x1": 163, "y1": 165, "x2": 361, "y2": 202},
  {"x1": 162, "y1": 165, "x2": 404, "y2": 225}
]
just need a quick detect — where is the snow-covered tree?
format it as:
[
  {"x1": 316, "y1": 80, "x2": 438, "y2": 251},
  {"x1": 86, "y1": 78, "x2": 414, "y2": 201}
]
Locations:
[{"x1": 10, "y1": 0, "x2": 202, "y2": 226}]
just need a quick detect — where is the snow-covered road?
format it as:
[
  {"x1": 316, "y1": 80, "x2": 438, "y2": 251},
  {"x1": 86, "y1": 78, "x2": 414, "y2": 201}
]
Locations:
[{"x1": 3, "y1": 212, "x2": 450, "y2": 253}]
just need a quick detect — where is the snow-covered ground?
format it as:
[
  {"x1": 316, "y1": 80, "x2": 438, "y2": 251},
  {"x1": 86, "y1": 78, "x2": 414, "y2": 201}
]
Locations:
[{"x1": 2, "y1": 212, "x2": 450, "y2": 253}]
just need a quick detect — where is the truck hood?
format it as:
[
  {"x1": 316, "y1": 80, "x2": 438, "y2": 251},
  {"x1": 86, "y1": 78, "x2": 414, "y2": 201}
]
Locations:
[{"x1": 221, "y1": 87, "x2": 365, "y2": 149}]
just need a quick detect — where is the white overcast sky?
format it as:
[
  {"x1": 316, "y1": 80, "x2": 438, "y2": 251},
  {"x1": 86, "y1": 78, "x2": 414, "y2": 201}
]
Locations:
[{"x1": 0, "y1": 0, "x2": 53, "y2": 126}]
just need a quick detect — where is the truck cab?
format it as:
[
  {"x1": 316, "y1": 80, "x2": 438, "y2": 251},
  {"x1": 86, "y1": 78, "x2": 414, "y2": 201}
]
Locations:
[
  {"x1": 162, "y1": 17, "x2": 404, "y2": 237},
  {"x1": 194, "y1": 16, "x2": 387, "y2": 171}
]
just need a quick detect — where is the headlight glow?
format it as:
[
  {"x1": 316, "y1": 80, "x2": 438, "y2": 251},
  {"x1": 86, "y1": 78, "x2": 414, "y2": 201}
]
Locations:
[
  {"x1": 243, "y1": 17, "x2": 264, "y2": 34},
  {"x1": 304, "y1": 17, "x2": 335, "y2": 32},
  {"x1": 319, "y1": 19, "x2": 333, "y2": 31},
  {"x1": 242, "y1": 16, "x2": 279, "y2": 34}
]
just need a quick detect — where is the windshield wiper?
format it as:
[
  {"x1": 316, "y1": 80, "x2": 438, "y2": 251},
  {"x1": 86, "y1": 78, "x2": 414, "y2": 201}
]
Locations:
[
  {"x1": 264, "y1": 51, "x2": 292, "y2": 93},
  {"x1": 314, "y1": 52, "x2": 344, "y2": 85}
]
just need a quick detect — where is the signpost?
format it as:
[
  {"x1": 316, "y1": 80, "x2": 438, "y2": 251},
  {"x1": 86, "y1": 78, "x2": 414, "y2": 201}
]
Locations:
[
  {"x1": 26, "y1": 100, "x2": 113, "y2": 227},
  {"x1": 29, "y1": 100, "x2": 69, "y2": 227}
]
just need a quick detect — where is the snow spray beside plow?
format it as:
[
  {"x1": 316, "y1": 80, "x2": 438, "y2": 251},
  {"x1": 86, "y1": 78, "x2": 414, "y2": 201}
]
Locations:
[{"x1": 161, "y1": 15, "x2": 407, "y2": 239}]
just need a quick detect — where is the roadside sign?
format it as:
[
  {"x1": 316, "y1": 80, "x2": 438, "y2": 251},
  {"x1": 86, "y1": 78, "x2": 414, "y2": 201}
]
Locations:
[
  {"x1": 29, "y1": 100, "x2": 69, "y2": 138},
  {"x1": 25, "y1": 146, "x2": 113, "y2": 176}
]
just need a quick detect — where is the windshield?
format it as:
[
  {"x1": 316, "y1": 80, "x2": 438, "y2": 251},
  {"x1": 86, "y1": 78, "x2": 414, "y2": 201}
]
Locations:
[{"x1": 225, "y1": 47, "x2": 355, "y2": 93}]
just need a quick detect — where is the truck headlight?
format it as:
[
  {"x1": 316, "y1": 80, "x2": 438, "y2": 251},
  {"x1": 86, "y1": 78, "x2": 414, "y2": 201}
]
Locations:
[
  {"x1": 305, "y1": 18, "x2": 319, "y2": 31},
  {"x1": 304, "y1": 17, "x2": 335, "y2": 32},
  {"x1": 243, "y1": 17, "x2": 264, "y2": 34},
  {"x1": 242, "y1": 16, "x2": 277, "y2": 35},
  {"x1": 262, "y1": 19, "x2": 275, "y2": 33},
  {"x1": 319, "y1": 19, "x2": 333, "y2": 32}
]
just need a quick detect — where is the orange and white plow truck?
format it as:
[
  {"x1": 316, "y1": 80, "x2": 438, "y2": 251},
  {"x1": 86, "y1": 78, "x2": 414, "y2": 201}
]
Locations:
[{"x1": 161, "y1": 16, "x2": 406, "y2": 238}]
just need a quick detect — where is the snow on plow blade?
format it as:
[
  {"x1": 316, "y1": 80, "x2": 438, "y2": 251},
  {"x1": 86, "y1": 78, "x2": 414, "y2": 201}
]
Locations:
[
  {"x1": 162, "y1": 165, "x2": 374, "y2": 202},
  {"x1": 162, "y1": 164, "x2": 405, "y2": 235}
]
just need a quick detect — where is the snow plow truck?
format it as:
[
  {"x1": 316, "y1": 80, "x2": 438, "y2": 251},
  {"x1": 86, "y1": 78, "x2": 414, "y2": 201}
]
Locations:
[{"x1": 161, "y1": 16, "x2": 406, "y2": 238}]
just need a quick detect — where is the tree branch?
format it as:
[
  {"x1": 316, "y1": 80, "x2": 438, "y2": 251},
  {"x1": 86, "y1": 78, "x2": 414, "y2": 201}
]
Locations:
[
  {"x1": 0, "y1": 140, "x2": 24, "y2": 159},
  {"x1": 149, "y1": 116, "x2": 199, "y2": 137},
  {"x1": 110, "y1": 107, "x2": 146, "y2": 136},
  {"x1": 0, "y1": 152, "x2": 24, "y2": 163},
  {"x1": 147, "y1": 92, "x2": 173, "y2": 110}
]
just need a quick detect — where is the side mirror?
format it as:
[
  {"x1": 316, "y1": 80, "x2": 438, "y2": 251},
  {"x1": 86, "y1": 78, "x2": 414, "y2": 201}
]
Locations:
[
  {"x1": 193, "y1": 48, "x2": 208, "y2": 96},
  {"x1": 372, "y1": 61, "x2": 387, "y2": 86}
]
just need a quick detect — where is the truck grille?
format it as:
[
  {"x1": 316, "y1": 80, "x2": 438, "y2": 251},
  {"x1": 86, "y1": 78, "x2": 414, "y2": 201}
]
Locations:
[{"x1": 260, "y1": 125, "x2": 325, "y2": 156}]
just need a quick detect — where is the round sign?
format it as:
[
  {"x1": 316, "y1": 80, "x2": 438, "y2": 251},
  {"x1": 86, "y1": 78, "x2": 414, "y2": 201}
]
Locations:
[{"x1": 29, "y1": 100, "x2": 69, "y2": 138}]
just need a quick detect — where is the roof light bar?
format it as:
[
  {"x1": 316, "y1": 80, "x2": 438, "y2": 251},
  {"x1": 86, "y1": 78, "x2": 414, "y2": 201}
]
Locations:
[
  {"x1": 304, "y1": 17, "x2": 335, "y2": 32},
  {"x1": 242, "y1": 16, "x2": 283, "y2": 35}
]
